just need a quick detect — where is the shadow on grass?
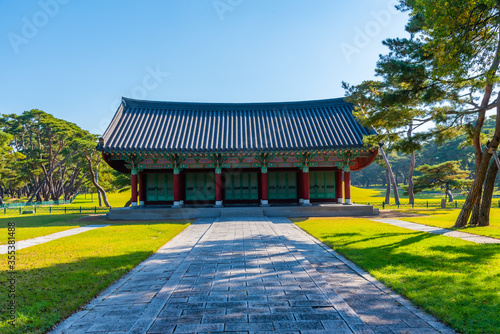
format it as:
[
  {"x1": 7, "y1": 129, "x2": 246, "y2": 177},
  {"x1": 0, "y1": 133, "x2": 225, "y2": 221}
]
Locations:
[
  {"x1": 317, "y1": 232, "x2": 500, "y2": 333},
  {"x1": 319, "y1": 231, "x2": 434, "y2": 249}
]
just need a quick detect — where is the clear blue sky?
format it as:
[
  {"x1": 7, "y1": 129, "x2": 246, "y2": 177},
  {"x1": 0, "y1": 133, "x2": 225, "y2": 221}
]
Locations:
[{"x1": 0, "y1": 0, "x2": 409, "y2": 135}]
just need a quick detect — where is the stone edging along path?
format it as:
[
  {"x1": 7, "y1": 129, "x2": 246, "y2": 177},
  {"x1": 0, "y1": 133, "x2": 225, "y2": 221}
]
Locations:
[
  {"x1": 0, "y1": 225, "x2": 110, "y2": 254},
  {"x1": 371, "y1": 218, "x2": 500, "y2": 244}
]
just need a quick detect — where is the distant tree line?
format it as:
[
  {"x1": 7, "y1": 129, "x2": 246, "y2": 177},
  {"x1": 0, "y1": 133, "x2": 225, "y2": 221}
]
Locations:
[
  {"x1": 0, "y1": 110, "x2": 128, "y2": 207},
  {"x1": 352, "y1": 118, "x2": 497, "y2": 202}
]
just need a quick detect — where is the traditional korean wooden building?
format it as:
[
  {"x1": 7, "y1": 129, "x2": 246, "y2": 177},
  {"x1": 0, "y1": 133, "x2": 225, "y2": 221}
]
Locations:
[{"x1": 98, "y1": 97, "x2": 378, "y2": 208}]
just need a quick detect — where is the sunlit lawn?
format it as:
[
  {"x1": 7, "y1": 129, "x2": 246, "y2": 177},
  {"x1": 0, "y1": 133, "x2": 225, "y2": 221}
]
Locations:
[
  {"x1": 294, "y1": 218, "x2": 500, "y2": 334},
  {"x1": 70, "y1": 191, "x2": 131, "y2": 208},
  {"x1": 0, "y1": 192, "x2": 130, "y2": 218},
  {"x1": 0, "y1": 216, "x2": 191, "y2": 334},
  {"x1": 0, "y1": 215, "x2": 87, "y2": 245},
  {"x1": 351, "y1": 185, "x2": 469, "y2": 207},
  {"x1": 396, "y1": 208, "x2": 500, "y2": 239}
]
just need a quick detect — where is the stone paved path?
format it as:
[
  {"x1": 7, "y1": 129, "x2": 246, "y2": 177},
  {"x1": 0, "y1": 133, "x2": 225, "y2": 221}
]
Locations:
[
  {"x1": 371, "y1": 218, "x2": 500, "y2": 244},
  {"x1": 52, "y1": 217, "x2": 454, "y2": 334},
  {"x1": 0, "y1": 224, "x2": 109, "y2": 254}
]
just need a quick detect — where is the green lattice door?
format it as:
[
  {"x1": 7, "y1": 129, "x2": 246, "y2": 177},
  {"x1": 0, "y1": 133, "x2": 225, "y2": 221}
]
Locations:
[
  {"x1": 185, "y1": 173, "x2": 215, "y2": 202},
  {"x1": 309, "y1": 171, "x2": 336, "y2": 199},
  {"x1": 146, "y1": 174, "x2": 174, "y2": 201},
  {"x1": 268, "y1": 172, "x2": 297, "y2": 200},
  {"x1": 224, "y1": 172, "x2": 258, "y2": 200}
]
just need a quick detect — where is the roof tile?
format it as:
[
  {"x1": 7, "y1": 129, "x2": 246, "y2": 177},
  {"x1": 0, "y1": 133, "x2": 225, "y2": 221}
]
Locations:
[{"x1": 99, "y1": 97, "x2": 375, "y2": 153}]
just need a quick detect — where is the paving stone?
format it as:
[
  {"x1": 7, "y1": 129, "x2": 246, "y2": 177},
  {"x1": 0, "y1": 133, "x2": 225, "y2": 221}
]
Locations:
[
  {"x1": 226, "y1": 307, "x2": 270, "y2": 315},
  {"x1": 174, "y1": 323, "x2": 224, "y2": 333},
  {"x1": 320, "y1": 320, "x2": 353, "y2": 333},
  {"x1": 249, "y1": 313, "x2": 294, "y2": 322},
  {"x1": 294, "y1": 312, "x2": 341, "y2": 321},
  {"x1": 224, "y1": 322, "x2": 275, "y2": 331},
  {"x1": 274, "y1": 320, "x2": 324, "y2": 331}
]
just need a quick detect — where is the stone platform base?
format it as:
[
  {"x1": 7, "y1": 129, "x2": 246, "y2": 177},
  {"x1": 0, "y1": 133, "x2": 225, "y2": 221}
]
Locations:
[{"x1": 107, "y1": 203, "x2": 376, "y2": 220}]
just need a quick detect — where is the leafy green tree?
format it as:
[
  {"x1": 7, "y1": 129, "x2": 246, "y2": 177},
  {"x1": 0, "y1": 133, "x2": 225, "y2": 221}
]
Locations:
[
  {"x1": 0, "y1": 131, "x2": 22, "y2": 205},
  {"x1": 398, "y1": 0, "x2": 500, "y2": 226},
  {"x1": 69, "y1": 134, "x2": 111, "y2": 207},
  {"x1": 2, "y1": 110, "x2": 85, "y2": 201},
  {"x1": 343, "y1": 39, "x2": 433, "y2": 205},
  {"x1": 0, "y1": 110, "x2": 120, "y2": 206},
  {"x1": 346, "y1": 0, "x2": 500, "y2": 225},
  {"x1": 410, "y1": 161, "x2": 471, "y2": 202}
]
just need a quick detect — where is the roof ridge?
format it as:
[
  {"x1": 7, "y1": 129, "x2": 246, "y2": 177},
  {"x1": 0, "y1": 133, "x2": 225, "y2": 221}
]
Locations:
[{"x1": 121, "y1": 97, "x2": 349, "y2": 110}]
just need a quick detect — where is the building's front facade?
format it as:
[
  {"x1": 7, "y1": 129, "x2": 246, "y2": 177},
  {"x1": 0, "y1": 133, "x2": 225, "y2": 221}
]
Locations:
[{"x1": 98, "y1": 97, "x2": 378, "y2": 207}]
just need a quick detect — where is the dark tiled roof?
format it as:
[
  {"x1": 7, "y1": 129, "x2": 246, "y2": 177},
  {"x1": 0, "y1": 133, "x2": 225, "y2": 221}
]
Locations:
[{"x1": 99, "y1": 97, "x2": 375, "y2": 153}]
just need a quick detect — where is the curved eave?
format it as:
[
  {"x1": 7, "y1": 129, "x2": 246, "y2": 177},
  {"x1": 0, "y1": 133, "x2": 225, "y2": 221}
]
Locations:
[
  {"x1": 350, "y1": 148, "x2": 379, "y2": 171},
  {"x1": 99, "y1": 146, "x2": 371, "y2": 156}
]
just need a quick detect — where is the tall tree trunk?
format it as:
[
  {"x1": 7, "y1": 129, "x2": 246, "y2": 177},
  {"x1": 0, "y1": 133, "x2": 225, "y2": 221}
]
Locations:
[
  {"x1": 96, "y1": 159, "x2": 103, "y2": 206},
  {"x1": 471, "y1": 32, "x2": 500, "y2": 169},
  {"x1": 408, "y1": 152, "x2": 416, "y2": 205},
  {"x1": 458, "y1": 33, "x2": 500, "y2": 226},
  {"x1": 385, "y1": 171, "x2": 391, "y2": 204},
  {"x1": 407, "y1": 123, "x2": 415, "y2": 205},
  {"x1": 380, "y1": 146, "x2": 400, "y2": 205},
  {"x1": 470, "y1": 197, "x2": 482, "y2": 225},
  {"x1": 478, "y1": 155, "x2": 499, "y2": 226},
  {"x1": 97, "y1": 170, "x2": 103, "y2": 207},
  {"x1": 27, "y1": 158, "x2": 67, "y2": 203},
  {"x1": 85, "y1": 154, "x2": 110, "y2": 207},
  {"x1": 0, "y1": 185, "x2": 4, "y2": 206},
  {"x1": 456, "y1": 95, "x2": 500, "y2": 227}
]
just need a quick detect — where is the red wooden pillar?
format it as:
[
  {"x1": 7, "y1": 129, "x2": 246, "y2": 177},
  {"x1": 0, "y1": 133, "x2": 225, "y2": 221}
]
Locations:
[
  {"x1": 215, "y1": 167, "x2": 223, "y2": 207},
  {"x1": 335, "y1": 170, "x2": 343, "y2": 204},
  {"x1": 131, "y1": 169, "x2": 138, "y2": 207},
  {"x1": 138, "y1": 172, "x2": 146, "y2": 206},
  {"x1": 297, "y1": 171, "x2": 303, "y2": 204},
  {"x1": 173, "y1": 168, "x2": 182, "y2": 207},
  {"x1": 344, "y1": 171, "x2": 351, "y2": 205},
  {"x1": 260, "y1": 167, "x2": 269, "y2": 206},
  {"x1": 302, "y1": 167, "x2": 311, "y2": 205}
]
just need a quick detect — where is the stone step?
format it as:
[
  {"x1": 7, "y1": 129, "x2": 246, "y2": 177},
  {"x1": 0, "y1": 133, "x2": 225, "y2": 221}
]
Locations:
[
  {"x1": 220, "y1": 208, "x2": 264, "y2": 217},
  {"x1": 107, "y1": 204, "x2": 376, "y2": 220}
]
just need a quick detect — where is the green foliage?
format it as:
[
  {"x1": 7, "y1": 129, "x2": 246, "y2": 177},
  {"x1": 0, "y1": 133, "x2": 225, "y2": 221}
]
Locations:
[
  {"x1": 411, "y1": 161, "x2": 471, "y2": 196},
  {"x1": 404, "y1": 0, "x2": 500, "y2": 81},
  {"x1": 110, "y1": 170, "x2": 131, "y2": 191},
  {"x1": 0, "y1": 110, "x2": 124, "y2": 203},
  {"x1": 345, "y1": 0, "x2": 500, "y2": 157}
]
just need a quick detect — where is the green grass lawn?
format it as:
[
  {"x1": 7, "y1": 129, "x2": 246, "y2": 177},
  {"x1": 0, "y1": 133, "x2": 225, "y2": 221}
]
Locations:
[
  {"x1": 2, "y1": 191, "x2": 131, "y2": 208},
  {"x1": 0, "y1": 215, "x2": 87, "y2": 245},
  {"x1": 0, "y1": 216, "x2": 191, "y2": 334},
  {"x1": 294, "y1": 218, "x2": 500, "y2": 334},
  {"x1": 352, "y1": 185, "x2": 460, "y2": 207},
  {"x1": 395, "y1": 208, "x2": 500, "y2": 239},
  {"x1": 352, "y1": 185, "x2": 500, "y2": 207},
  {"x1": 70, "y1": 191, "x2": 131, "y2": 208},
  {"x1": 0, "y1": 192, "x2": 130, "y2": 218}
]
